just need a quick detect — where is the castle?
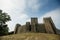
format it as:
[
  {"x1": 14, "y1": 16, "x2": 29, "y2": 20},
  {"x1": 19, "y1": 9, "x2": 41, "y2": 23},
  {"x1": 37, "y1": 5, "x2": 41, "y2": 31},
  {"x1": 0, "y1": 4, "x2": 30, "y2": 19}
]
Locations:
[{"x1": 14, "y1": 17, "x2": 57, "y2": 34}]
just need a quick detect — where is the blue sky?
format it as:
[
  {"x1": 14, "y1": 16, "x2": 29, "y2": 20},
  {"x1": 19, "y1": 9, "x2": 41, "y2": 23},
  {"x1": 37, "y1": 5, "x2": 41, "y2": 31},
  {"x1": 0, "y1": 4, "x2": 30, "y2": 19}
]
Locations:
[
  {"x1": 26, "y1": 0, "x2": 60, "y2": 16},
  {"x1": 0, "y1": 0, "x2": 60, "y2": 31}
]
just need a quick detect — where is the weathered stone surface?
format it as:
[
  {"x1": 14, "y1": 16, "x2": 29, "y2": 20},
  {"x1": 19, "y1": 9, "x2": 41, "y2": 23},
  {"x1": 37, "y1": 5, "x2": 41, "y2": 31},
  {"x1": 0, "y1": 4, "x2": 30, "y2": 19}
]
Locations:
[
  {"x1": 14, "y1": 17, "x2": 59, "y2": 34},
  {"x1": 43, "y1": 17, "x2": 56, "y2": 34},
  {"x1": 26, "y1": 22, "x2": 31, "y2": 32},
  {"x1": 14, "y1": 24, "x2": 21, "y2": 34},
  {"x1": 31, "y1": 18, "x2": 38, "y2": 32},
  {"x1": 37, "y1": 24, "x2": 46, "y2": 33}
]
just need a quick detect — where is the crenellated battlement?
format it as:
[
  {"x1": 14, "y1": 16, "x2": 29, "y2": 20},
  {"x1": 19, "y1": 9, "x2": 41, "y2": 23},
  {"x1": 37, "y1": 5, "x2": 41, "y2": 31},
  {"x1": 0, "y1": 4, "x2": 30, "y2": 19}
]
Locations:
[{"x1": 14, "y1": 17, "x2": 57, "y2": 34}]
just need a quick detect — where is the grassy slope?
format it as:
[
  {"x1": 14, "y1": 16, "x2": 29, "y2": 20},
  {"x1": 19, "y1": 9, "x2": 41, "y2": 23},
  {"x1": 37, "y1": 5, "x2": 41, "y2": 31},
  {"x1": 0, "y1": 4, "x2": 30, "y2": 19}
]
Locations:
[{"x1": 0, "y1": 33, "x2": 60, "y2": 40}]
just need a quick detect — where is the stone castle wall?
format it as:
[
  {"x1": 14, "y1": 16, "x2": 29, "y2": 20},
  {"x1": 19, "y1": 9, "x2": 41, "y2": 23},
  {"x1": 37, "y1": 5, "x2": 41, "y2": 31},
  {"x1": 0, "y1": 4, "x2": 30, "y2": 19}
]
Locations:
[
  {"x1": 14, "y1": 17, "x2": 57, "y2": 34},
  {"x1": 37, "y1": 24, "x2": 46, "y2": 33}
]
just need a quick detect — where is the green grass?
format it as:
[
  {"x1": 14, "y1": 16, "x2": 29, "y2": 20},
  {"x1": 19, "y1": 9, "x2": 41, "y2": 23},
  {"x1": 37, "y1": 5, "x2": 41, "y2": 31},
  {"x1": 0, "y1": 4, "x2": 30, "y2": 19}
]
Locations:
[{"x1": 0, "y1": 33, "x2": 60, "y2": 40}]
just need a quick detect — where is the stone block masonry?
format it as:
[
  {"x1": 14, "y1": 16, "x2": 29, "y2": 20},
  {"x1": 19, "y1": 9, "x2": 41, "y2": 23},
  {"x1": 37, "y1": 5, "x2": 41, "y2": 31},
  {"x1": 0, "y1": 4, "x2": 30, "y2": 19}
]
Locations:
[{"x1": 14, "y1": 17, "x2": 57, "y2": 34}]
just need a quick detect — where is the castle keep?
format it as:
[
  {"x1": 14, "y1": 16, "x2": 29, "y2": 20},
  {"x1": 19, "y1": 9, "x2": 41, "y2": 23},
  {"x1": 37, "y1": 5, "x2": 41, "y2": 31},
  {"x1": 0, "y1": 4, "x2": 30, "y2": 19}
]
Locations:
[{"x1": 14, "y1": 17, "x2": 57, "y2": 34}]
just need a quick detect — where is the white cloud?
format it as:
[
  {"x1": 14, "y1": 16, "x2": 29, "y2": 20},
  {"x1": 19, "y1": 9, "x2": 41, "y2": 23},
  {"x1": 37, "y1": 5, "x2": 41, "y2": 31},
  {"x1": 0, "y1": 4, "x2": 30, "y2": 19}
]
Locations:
[
  {"x1": 0, "y1": 0, "x2": 29, "y2": 31},
  {"x1": 27, "y1": 0, "x2": 41, "y2": 12},
  {"x1": 27, "y1": 0, "x2": 49, "y2": 12},
  {"x1": 0, "y1": 0, "x2": 26, "y2": 11},
  {"x1": 6, "y1": 13, "x2": 29, "y2": 32},
  {"x1": 38, "y1": 8, "x2": 60, "y2": 29},
  {"x1": 0, "y1": 0, "x2": 13, "y2": 10}
]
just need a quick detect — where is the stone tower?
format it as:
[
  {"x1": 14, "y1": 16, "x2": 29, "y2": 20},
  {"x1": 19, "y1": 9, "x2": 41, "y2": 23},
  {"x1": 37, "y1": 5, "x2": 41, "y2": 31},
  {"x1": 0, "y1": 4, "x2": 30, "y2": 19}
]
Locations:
[
  {"x1": 26, "y1": 22, "x2": 31, "y2": 32},
  {"x1": 14, "y1": 24, "x2": 21, "y2": 34},
  {"x1": 43, "y1": 17, "x2": 56, "y2": 34},
  {"x1": 31, "y1": 18, "x2": 38, "y2": 32}
]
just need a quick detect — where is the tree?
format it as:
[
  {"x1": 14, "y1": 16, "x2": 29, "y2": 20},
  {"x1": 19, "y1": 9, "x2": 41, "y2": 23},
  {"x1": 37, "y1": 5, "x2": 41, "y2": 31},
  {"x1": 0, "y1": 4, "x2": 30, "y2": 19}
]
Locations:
[
  {"x1": 0, "y1": 10, "x2": 11, "y2": 23},
  {"x1": 0, "y1": 10, "x2": 11, "y2": 36}
]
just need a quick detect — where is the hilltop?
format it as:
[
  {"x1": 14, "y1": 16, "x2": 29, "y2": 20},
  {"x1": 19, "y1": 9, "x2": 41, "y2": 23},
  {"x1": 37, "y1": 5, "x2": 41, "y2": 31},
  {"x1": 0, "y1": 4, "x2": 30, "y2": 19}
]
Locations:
[{"x1": 0, "y1": 33, "x2": 60, "y2": 40}]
